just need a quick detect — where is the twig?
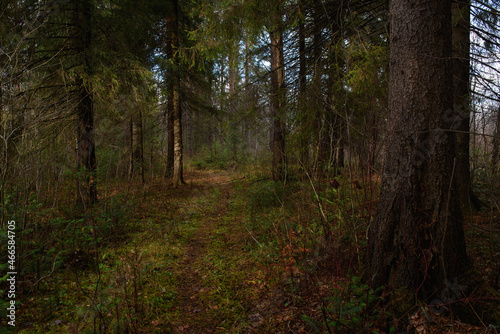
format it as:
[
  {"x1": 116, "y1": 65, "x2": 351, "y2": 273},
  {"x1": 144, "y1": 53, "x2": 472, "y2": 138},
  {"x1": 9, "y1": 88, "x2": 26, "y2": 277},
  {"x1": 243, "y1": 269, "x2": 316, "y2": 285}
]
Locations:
[
  {"x1": 245, "y1": 226, "x2": 262, "y2": 247},
  {"x1": 33, "y1": 251, "x2": 62, "y2": 286},
  {"x1": 304, "y1": 168, "x2": 328, "y2": 223}
]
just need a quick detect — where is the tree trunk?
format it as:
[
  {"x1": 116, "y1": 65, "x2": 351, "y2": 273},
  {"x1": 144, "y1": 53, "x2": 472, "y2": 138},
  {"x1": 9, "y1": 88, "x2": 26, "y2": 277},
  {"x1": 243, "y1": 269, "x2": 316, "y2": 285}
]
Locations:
[
  {"x1": 185, "y1": 109, "x2": 192, "y2": 156},
  {"x1": 129, "y1": 111, "x2": 144, "y2": 183},
  {"x1": 452, "y1": 0, "x2": 480, "y2": 214},
  {"x1": 327, "y1": 13, "x2": 345, "y2": 172},
  {"x1": 167, "y1": 0, "x2": 183, "y2": 187},
  {"x1": 129, "y1": 115, "x2": 134, "y2": 178},
  {"x1": 228, "y1": 48, "x2": 239, "y2": 162},
  {"x1": 369, "y1": 0, "x2": 469, "y2": 302},
  {"x1": 313, "y1": 0, "x2": 328, "y2": 175},
  {"x1": 298, "y1": 0, "x2": 308, "y2": 169},
  {"x1": 0, "y1": 79, "x2": 4, "y2": 206},
  {"x1": 165, "y1": 12, "x2": 175, "y2": 180},
  {"x1": 228, "y1": 52, "x2": 237, "y2": 95},
  {"x1": 244, "y1": 32, "x2": 253, "y2": 153},
  {"x1": 270, "y1": 5, "x2": 285, "y2": 181},
  {"x1": 75, "y1": 0, "x2": 97, "y2": 207},
  {"x1": 166, "y1": 81, "x2": 174, "y2": 179},
  {"x1": 316, "y1": 1, "x2": 346, "y2": 176},
  {"x1": 492, "y1": 105, "x2": 500, "y2": 169},
  {"x1": 245, "y1": 31, "x2": 250, "y2": 87},
  {"x1": 172, "y1": 84, "x2": 182, "y2": 187}
]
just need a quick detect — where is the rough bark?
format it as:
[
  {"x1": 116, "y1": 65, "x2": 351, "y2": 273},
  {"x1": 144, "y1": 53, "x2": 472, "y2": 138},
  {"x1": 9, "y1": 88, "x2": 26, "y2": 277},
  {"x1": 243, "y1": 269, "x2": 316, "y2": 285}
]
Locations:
[
  {"x1": 270, "y1": 5, "x2": 286, "y2": 181},
  {"x1": 369, "y1": 0, "x2": 469, "y2": 301},
  {"x1": 452, "y1": 0, "x2": 480, "y2": 214},
  {"x1": 75, "y1": 0, "x2": 97, "y2": 206}
]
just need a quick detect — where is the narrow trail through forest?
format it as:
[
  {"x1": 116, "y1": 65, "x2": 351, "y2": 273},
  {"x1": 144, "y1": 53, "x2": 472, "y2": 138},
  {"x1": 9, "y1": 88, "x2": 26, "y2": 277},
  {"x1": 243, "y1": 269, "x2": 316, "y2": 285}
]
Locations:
[
  {"x1": 138, "y1": 170, "x2": 280, "y2": 333},
  {"x1": 171, "y1": 173, "x2": 234, "y2": 331}
]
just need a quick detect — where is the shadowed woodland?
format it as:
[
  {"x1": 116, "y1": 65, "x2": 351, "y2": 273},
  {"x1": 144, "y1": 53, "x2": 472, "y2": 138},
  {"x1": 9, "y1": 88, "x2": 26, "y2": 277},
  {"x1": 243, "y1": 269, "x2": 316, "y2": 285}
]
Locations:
[{"x1": 1, "y1": 0, "x2": 500, "y2": 332}]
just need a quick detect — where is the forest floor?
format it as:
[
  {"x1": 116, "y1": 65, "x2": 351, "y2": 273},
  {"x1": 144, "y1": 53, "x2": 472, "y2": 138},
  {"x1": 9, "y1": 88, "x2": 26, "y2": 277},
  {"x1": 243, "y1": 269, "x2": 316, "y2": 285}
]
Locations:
[
  {"x1": 16, "y1": 169, "x2": 315, "y2": 333},
  {"x1": 10, "y1": 169, "x2": 500, "y2": 333}
]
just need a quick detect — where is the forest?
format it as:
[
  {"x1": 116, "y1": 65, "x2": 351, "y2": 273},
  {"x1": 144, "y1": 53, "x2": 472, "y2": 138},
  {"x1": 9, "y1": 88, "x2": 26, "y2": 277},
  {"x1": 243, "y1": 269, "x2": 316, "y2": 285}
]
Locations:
[{"x1": 1, "y1": 0, "x2": 500, "y2": 332}]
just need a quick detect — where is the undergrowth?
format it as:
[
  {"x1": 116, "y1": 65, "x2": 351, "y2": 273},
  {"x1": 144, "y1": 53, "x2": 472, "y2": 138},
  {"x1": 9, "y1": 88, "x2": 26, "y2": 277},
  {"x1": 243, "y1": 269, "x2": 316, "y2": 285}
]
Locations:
[{"x1": 0, "y1": 169, "x2": 497, "y2": 333}]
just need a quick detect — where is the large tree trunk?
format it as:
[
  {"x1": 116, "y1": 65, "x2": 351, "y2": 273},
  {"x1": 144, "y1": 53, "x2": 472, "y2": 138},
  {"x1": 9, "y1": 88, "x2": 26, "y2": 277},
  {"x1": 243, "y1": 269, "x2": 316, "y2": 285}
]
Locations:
[
  {"x1": 369, "y1": 0, "x2": 469, "y2": 301},
  {"x1": 452, "y1": 0, "x2": 480, "y2": 214},
  {"x1": 75, "y1": 0, "x2": 97, "y2": 207},
  {"x1": 270, "y1": 5, "x2": 286, "y2": 181}
]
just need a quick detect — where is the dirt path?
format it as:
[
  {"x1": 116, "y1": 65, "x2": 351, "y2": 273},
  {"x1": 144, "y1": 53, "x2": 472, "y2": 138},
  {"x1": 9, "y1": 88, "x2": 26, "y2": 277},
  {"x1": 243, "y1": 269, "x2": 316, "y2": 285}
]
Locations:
[
  {"x1": 152, "y1": 170, "x2": 311, "y2": 333},
  {"x1": 171, "y1": 172, "x2": 234, "y2": 333},
  {"x1": 133, "y1": 170, "x2": 267, "y2": 333}
]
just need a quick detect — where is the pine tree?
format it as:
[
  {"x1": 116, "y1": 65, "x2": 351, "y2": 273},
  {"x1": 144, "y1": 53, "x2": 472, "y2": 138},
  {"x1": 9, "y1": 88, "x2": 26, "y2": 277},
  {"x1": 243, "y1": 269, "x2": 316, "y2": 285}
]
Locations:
[
  {"x1": 270, "y1": 0, "x2": 286, "y2": 181},
  {"x1": 74, "y1": 0, "x2": 97, "y2": 206},
  {"x1": 368, "y1": 0, "x2": 475, "y2": 316}
]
